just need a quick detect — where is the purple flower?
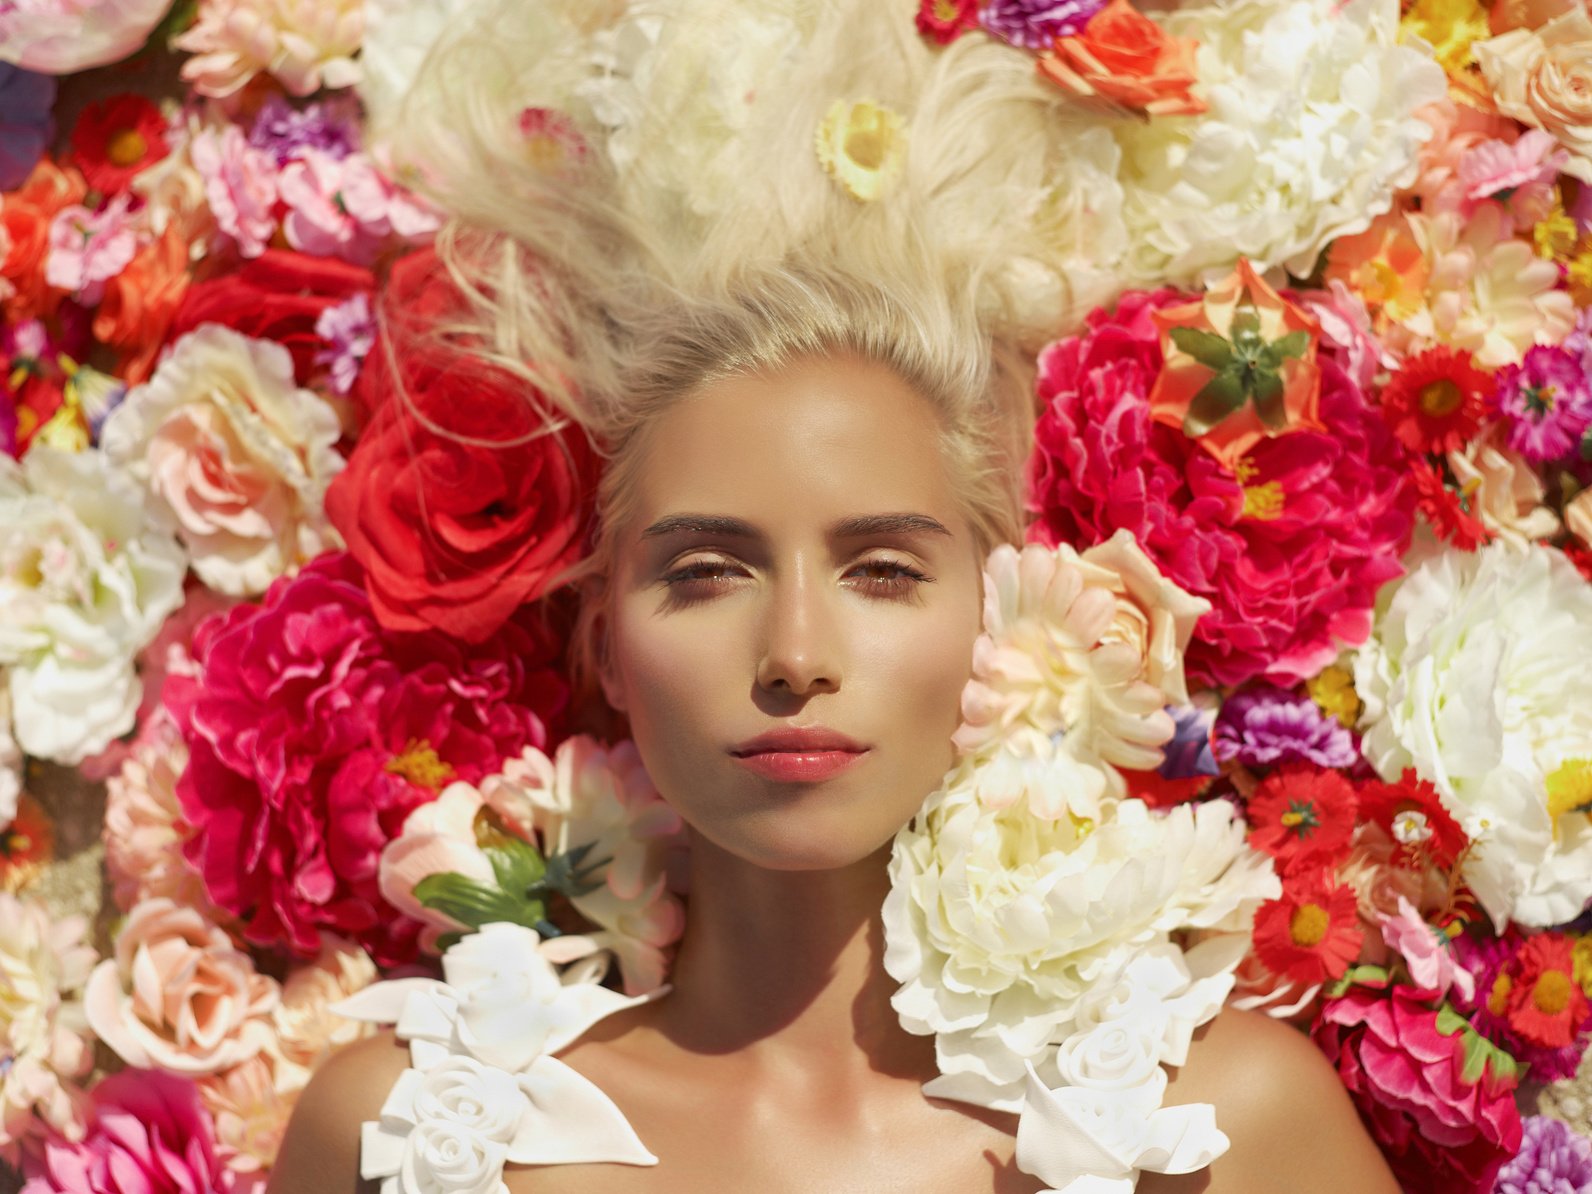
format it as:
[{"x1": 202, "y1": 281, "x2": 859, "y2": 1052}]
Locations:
[
  {"x1": 1494, "y1": 1116, "x2": 1592, "y2": 1193},
  {"x1": 1158, "y1": 702, "x2": 1219, "y2": 779},
  {"x1": 1489, "y1": 345, "x2": 1592, "y2": 463},
  {"x1": 0, "y1": 63, "x2": 55, "y2": 190},
  {"x1": 313, "y1": 291, "x2": 375, "y2": 394},
  {"x1": 248, "y1": 94, "x2": 360, "y2": 164},
  {"x1": 978, "y1": 0, "x2": 1107, "y2": 48},
  {"x1": 1213, "y1": 684, "x2": 1358, "y2": 769}
]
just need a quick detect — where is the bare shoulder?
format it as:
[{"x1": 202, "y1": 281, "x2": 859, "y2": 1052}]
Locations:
[
  {"x1": 1140, "y1": 1007, "x2": 1399, "y2": 1194},
  {"x1": 265, "y1": 1027, "x2": 411, "y2": 1194}
]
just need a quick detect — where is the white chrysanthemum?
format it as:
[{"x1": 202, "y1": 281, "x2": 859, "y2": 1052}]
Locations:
[
  {"x1": 358, "y1": 0, "x2": 481, "y2": 142},
  {"x1": 0, "y1": 688, "x2": 18, "y2": 832},
  {"x1": 1113, "y1": 0, "x2": 1444, "y2": 287},
  {"x1": 1355, "y1": 541, "x2": 1592, "y2": 927},
  {"x1": 0, "y1": 893, "x2": 97, "y2": 1158},
  {"x1": 0, "y1": 446, "x2": 186, "y2": 765},
  {"x1": 174, "y1": 0, "x2": 363, "y2": 98},
  {"x1": 99, "y1": 324, "x2": 345, "y2": 597},
  {"x1": 882, "y1": 751, "x2": 1277, "y2": 1111}
]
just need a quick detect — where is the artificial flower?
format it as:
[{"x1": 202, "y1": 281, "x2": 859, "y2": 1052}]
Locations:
[
  {"x1": 128, "y1": 107, "x2": 215, "y2": 244},
  {"x1": 1356, "y1": 770, "x2": 1469, "y2": 873},
  {"x1": 1213, "y1": 684, "x2": 1359, "y2": 771},
  {"x1": 1379, "y1": 896, "x2": 1474, "y2": 1002},
  {"x1": 1325, "y1": 210, "x2": 1431, "y2": 329},
  {"x1": 813, "y1": 99, "x2": 906, "y2": 204},
  {"x1": 0, "y1": 0, "x2": 174, "y2": 74},
  {"x1": 1406, "y1": 99, "x2": 1519, "y2": 221},
  {"x1": 1502, "y1": 933, "x2": 1591, "y2": 1051},
  {"x1": 1494, "y1": 1115, "x2": 1592, "y2": 1193},
  {"x1": 1355, "y1": 541, "x2": 1592, "y2": 926},
  {"x1": 0, "y1": 794, "x2": 52, "y2": 894},
  {"x1": 189, "y1": 124, "x2": 279, "y2": 259},
  {"x1": 163, "y1": 551, "x2": 569, "y2": 964},
  {"x1": 90, "y1": 223, "x2": 191, "y2": 385},
  {"x1": 312, "y1": 291, "x2": 374, "y2": 395},
  {"x1": 247, "y1": 94, "x2": 360, "y2": 165},
  {"x1": 99, "y1": 323, "x2": 347, "y2": 596},
  {"x1": 67, "y1": 94, "x2": 169, "y2": 195},
  {"x1": 0, "y1": 158, "x2": 85, "y2": 321},
  {"x1": 979, "y1": 0, "x2": 1107, "y2": 48},
  {"x1": 1410, "y1": 457, "x2": 1492, "y2": 550},
  {"x1": 1455, "y1": 930, "x2": 1592, "y2": 1082},
  {"x1": 43, "y1": 195, "x2": 139, "y2": 308},
  {"x1": 0, "y1": 892, "x2": 95, "y2": 1163},
  {"x1": 1488, "y1": 344, "x2": 1592, "y2": 463},
  {"x1": 175, "y1": 0, "x2": 364, "y2": 98},
  {"x1": 915, "y1": 0, "x2": 979, "y2": 44},
  {"x1": 1244, "y1": 765, "x2": 1360, "y2": 874},
  {"x1": 270, "y1": 934, "x2": 378, "y2": 1086},
  {"x1": 325, "y1": 249, "x2": 601, "y2": 643},
  {"x1": 0, "y1": 66, "x2": 55, "y2": 192},
  {"x1": 1251, "y1": 867, "x2": 1363, "y2": 986},
  {"x1": 1377, "y1": 345, "x2": 1491, "y2": 456},
  {"x1": 1040, "y1": 0, "x2": 1205, "y2": 117},
  {"x1": 1457, "y1": 130, "x2": 1565, "y2": 230},
  {"x1": 277, "y1": 148, "x2": 439, "y2": 265},
  {"x1": 1307, "y1": 662, "x2": 1361, "y2": 729},
  {"x1": 1475, "y1": 6, "x2": 1592, "y2": 183},
  {"x1": 0, "y1": 444, "x2": 186, "y2": 764},
  {"x1": 1445, "y1": 424, "x2": 1561, "y2": 548},
  {"x1": 0, "y1": 687, "x2": 17, "y2": 832},
  {"x1": 196, "y1": 1052, "x2": 298, "y2": 1182}
]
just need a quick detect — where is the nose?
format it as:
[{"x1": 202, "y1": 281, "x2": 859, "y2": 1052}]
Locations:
[{"x1": 754, "y1": 562, "x2": 841, "y2": 697}]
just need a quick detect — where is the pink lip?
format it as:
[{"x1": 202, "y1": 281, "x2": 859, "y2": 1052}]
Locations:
[{"x1": 730, "y1": 750, "x2": 869, "y2": 783}]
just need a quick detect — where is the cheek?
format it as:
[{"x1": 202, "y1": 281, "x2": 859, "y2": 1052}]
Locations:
[{"x1": 859, "y1": 597, "x2": 980, "y2": 781}]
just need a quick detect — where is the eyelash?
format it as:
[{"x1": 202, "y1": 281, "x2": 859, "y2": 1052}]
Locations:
[{"x1": 660, "y1": 557, "x2": 932, "y2": 605}]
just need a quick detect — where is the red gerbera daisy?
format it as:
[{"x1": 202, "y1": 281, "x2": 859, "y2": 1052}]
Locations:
[
  {"x1": 68, "y1": 94, "x2": 170, "y2": 195},
  {"x1": 1504, "y1": 933, "x2": 1591, "y2": 1050},
  {"x1": 1252, "y1": 868, "x2": 1365, "y2": 987},
  {"x1": 916, "y1": 0, "x2": 980, "y2": 44},
  {"x1": 1245, "y1": 763, "x2": 1358, "y2": 873},
  {"x1": 1357, "y1": 768, "x2": 1469, "y2": 871},
  {"x1": 1379, "y1": 345, "x2": 1491, "y2": 455},
  {"x1": 1410, "y1": 457, "x2": 1491, "y2": 551}
]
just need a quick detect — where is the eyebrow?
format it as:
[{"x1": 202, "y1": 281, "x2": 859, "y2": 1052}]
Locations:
[{"x1": 640, "y1": 512, "x2": 954, "y2": 541}]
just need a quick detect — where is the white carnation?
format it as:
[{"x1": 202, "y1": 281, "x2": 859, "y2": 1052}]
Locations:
[
  {"x1": 0, "y1": 446, "x2": 186, "y2": 764},
  {"x1": 1355, "y1": 541, "x2": 1592, "y2": 927}
]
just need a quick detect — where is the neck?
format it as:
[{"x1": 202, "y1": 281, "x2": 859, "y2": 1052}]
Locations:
[{"x1": 652, "y1": 831, "x2": 937, "y2": 1086}]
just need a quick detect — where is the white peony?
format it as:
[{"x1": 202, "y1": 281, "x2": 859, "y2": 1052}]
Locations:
[
  {"x1": 0, "y1": 0, "x2": 173, "y2": 74},
  {"x1": 1355, "y1": 541, "x2": 1592, "y2": 926},
  {"x1": 0, "y1": 446, "x2": 186, "y2": 765},
  {"x1": 1112, "y1": 0, "x2": 1444, "y2": 288},
  {"x1": 883, "y1": 748, "x2": 1277, "y2": 1111},
  {"x1": 99, "y1": 324, "x2": 345, "y2": 597}
]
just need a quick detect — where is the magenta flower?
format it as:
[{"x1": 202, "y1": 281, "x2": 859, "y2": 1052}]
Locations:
[
  {"x1": 1214, "y1": 684, "x2": 1358, "y2": 770},
  {"x1": 979, "y1": 0, "x2": 1107, "y2": 48},
  {"x1": 1489, "y1": 345, "x2": 1592, "y2": 463},
  {"x1": 162, "y1": 552, "x2": 570, "y2": 966}
]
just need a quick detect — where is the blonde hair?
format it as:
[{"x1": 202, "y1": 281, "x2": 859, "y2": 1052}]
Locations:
[{"x1": 384, "y1": 0, "x2": 1089, "y2": 709}]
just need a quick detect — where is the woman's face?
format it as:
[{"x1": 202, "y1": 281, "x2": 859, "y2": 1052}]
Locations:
[{"x1": 597, "y1": 353, "x2": 985, "y2": 871}]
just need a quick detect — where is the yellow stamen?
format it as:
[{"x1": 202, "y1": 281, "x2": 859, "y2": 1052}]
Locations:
[
  {"x1": 1242, "y1": 481, "x2": 1284, "y2": 521},
  {"x1": 1532, "y1": 970, "x2": 1573, "y2": 1017},
  {"x1": 107, "y1": 128, "x2": 148, "y2": 168},
  {"x1": 1488, "y1": 972, "x2": 1513, "y2": 1017},
  {"x1": 1290, "y1": 903, "x2": 1329, "y2": 948},
  {"x1": 1534, "y1": 203, "x2": 1578, "y2": 261},
  {"x1": 1280, "y1": 810, "x2": 1306, "y2": 827},
  {"x1": 1546, "y1": 759, "x2": 1592, "y2": 840},
  {"x1": 384, "y1": 738, "x2": 455, "y2": 792},
  {"x1": 1418, "y1": 379, "x2": 1464, "y2": 418}
]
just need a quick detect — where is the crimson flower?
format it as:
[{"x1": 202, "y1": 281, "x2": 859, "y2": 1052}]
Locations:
[
  {"x1": 1245, "y1": 763, "x2": 1358, "y2": 874},
  {"x1": 1357, "y1": 769, "x2": 1469, "y2": 872},
  {"x1": 1379, "y1": 346, "x2": 1490, "y2": 456},
  {"x1": 68, "y1": 94, "x2": 169, "y2": 195},
  {"x1": 1252, "y1": 867, "x2": 1364, "y2": 987}
]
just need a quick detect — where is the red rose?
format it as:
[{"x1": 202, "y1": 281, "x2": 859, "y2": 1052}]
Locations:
[
  {"x1": 169, "y1": 249, "x2": 374, "y2": 385},
  {"x1": 324, "y1": 249, "x2": 601, "y2": 643}
]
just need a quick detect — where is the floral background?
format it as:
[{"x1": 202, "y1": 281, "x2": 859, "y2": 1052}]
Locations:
[{"x1": 2, "y1": 0, "x2": 1592, "y2": 1191}]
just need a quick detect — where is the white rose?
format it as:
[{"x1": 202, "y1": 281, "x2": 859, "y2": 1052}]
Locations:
[
  {"x1": 400, "y1": 1122, "x2": 508, "y2": 1194},
  {"x1": 100, "y1": 324, "x2": 344, "y2": 596},
  {"x1": 1053, "y1": 1021, "x2": 1166, "y2": 1097},
  {"x1": 414, "y1": 1057, "x2": 531, "y2": 1143}
]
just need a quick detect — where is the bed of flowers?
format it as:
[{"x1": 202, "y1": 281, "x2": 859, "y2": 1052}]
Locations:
[{"x1": 2, "y1": 0, "x2": 1592, "y2": 1190}]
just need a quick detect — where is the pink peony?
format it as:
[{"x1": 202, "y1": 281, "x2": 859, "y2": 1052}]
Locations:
[
  {"x1": 83, "y1": 898, "x2": 278, "y2": 1076},
  {"x1": 20, "y1": 1069, "x2": 240, "y2": 1193},
  {"x1": 162, "y1": 551, "x2": 570, "y2": 965},
  {"x1": 1026, "y1": 289, "x2": 1415, "y2": 688},
  {"x1": 189, "y1": 125, "x2": 278, "y2": 258},
  {"x1": 1312, "y1": 984, "x2": 1522, "y2": 1193}
]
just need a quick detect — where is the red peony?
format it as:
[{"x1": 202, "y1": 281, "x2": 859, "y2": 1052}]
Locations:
[
  {"x1": 1313, "y1": 984, "x2": 1522, "y2": 1194},
  {"x1": 168, "y1": 249, "x2": 374, "y2": 387},
  {"x1": 1252, "y1": 867, "x2": 1364, "y2": 987},
  {"x1": 1378, "y1": 346, "x2": 1491, "y2": 456},
  {"x1": 1026, "y1": 289, "x2": 1415, "y2": 687},
  {"x1": 162, "y1": 552, "x2": 570, "y2": 965},
  {"x1": 67, "y1": 94, "x2": 170, "y2": 195},
  {"x1": 1245, "y1": 763, "x2": 1358, "y2": 874},
  {"x1": 324, "y1": 248, "x2": 602, "y2": 643}
]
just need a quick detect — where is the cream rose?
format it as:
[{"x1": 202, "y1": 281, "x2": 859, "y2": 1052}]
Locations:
[
  {"x1": 99, "y1": 324, "x2": 345, "y2": 596},
  {"x1": 84, "y1": 897, "x2": 278, "y2": 1075},
  {"x1": 1053, "y1": 1020, "x2": 1166, "y2": 1096},
  {"x1": 1476, "y1": 7, "x2": 1592, "y2": 182}
]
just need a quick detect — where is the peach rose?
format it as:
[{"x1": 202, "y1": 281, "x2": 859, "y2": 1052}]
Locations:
[
  {"x1": 1039, "y1": 0, "x2": 1206, "y2": 117},
  {"x1": 83, "y1": 898, "x2": 278, "y2": 1075},
  {"x1": 1476, "y1": 7, "x2": 1592, "y2": 181},
  {"x1": 271, "y1": 934, "x2": 377, "y2": 1086}
]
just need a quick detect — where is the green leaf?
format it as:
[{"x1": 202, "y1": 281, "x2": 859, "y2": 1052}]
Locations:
[
  {"x1": 534, "y1": 841, "x2": 612, "y2": 901},
  {"x1": 1259, "y1": 330, "x2": 1310, "y2": 369},
  {"x1": 1436, "y1": 1003, "x2": 1520, "y2": 1087},
  {"x1": 1183, "y1": 366, "x2": 1247, "y2": 437},
  {"x1": 482, "y1": 833, "x2": 547, "y2": 900},
  {"x1": 1168, "y1": 327, "x2": 1236, "y2": 372},
  {"x1": 1252, "y1": 370, "x2": 1289, "y2": 430},
  {"x1": 1323, "y1": 963, "x2": 1391, "y2": 1000},
  {"x1": 1580, "y1": 425, "x2": 1592, "y2": 463},
  {"x1": 413, "y1": 871, "x2": 545, "y2": 930}
]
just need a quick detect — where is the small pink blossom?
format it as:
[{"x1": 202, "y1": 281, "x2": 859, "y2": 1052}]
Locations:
[
  {"x1": 1457, "y1": 130, "x2": 1567, "y2": 228},
  {"x1": 43, "y1": 194, "x2": 139, "y2": 306},
  {"x1": 190, "y1": 124, "x2": 278, "y2": 258},
  {"x1": 278, "y1": 149, "x2": 438, "y2": 266},
  {"x1": 1378, "y1": 896, "x2": 1476, "y2": 1003}
]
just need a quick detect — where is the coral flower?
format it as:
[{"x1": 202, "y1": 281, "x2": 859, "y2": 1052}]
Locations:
[
  {"x1": 1503, "y1": 933, "x2": 1591, "y2": 1050},
  {"x1": 1252, "y1": 868, "x2": 1365, "y2": 987},
  {"x1": 1378, "y1": 345, "x2": 1491, "y2": 455},
  {"x1": 916, "y1": 0, "x2": 979, "y2": 43},
  {"x1": 1410, "y1": 458, "x2": 1491, "y2": 551},
  {"x1": 67, "y1": 94, "x2": 169, "y2": 195},
  {"x1": 1244, "y1": 764, "x2": 1359, "y2": 874},
  {"x1": 1357, "y1": 770, "x2": 1469, "y2": 872}
]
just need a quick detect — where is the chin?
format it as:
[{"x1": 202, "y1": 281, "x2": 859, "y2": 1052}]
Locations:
[{"x1": 691, "y1": 804, "x2": 908, "y2": 873}]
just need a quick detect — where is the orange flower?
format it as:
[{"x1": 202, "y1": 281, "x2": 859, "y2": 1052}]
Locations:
[
  {"x1": 1147, "y1": 258, "x2": 1325, "y2": 470},
  {"x1": 1324, "y1": 210, "x2": 1429, "y2": 328},
  {"x1": 1, "y1": 158, "x2": 88, "y2": 322},
  {"x1": 1039, "y1": 0, "x2": 1206, "y2": 117},
  {"x1": 93, "y1": 226, "x2": 192, "y2": 384}
]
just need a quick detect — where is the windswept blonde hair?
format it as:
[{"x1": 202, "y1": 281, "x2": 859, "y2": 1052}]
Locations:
[{"x1": 382, "y1": 0, "x2": 1090, "y2": 707}]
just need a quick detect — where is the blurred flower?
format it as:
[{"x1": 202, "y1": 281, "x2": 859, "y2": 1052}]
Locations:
[
  {"x1": 44, "y1": 194, "x2": 141, "y2": 307},
  {"x1": 311, "y1": 290, "x2": 374, "y2": 395},
  {"x1": 1252, "y1": 867, "x2": 1363, "y2": 986},
  {"x1": 979, "y1": 0, "x2": 1106, "y2": 48},
  {"x1": 916, "y1": 0, "x2": 979, "y2": 43},
  {"x1": 0, "y1": 158, "x2": 86, "y2": 322},
  {"x1": 196, "y1": 1052, "x2": 297, "y2": 1182},
  {"x1": 175, "y1": 0, "x2": 363, "y2": 98},
  {"x1": 99, "y1": 323, "x2": 346, "y2": 596},
  {"x1": 0, "y1": 65, "x2": 55, "y2": 191},
  {"x1": 190, "y1": 124, "x2": 279, "y2": 259},
  {"x1": 1326, "y1": 210, "x2": 1431, "y2": 329},
  {"x1": 1040, "y1": 0, "x2": 1204, "y2": 117},
  {"x1": 1489, "y1": 344, "x2": 1592, "y2": 463},
  {"x1": 1457, "y1": 130, "x2": 1565, "y2": 229},
  {"x1": 1494, "y1": 1116, "x2": 1592, "y2": 1193},
  {"x1": 814, "y1": 100, "x2": 906, "y2": 203},
  {"x1": 1476, "y1": 6, "x2": 1592, "y2": 183},
  {"x1": 247, "y1": 94, "x2": 360, "y2": 164},
  {"x1": 91, "y1": 224, "x2": 191, "y2": 384},
  {"x1": 0, "y1": 892, "x2": 94, "y2": 1163},
  {"x1": 270, "y1": 934, "x2": 377, "y2": 1086},
  {"x1": 0, "y1": 0, "x2": 173, "y2": 74},
  {"x1": 67, "y1": 94, "x2": 169, "y2": 195},
  {"x1": 1377, "y1": 345, "x2": 1491, "y2": 456},
  {"x1": 1406, "y1": 98, "x2": 1521, "y2": 218},
  {"x1": 1244, "y1": 765, "x2": 1360, "y2": 874},
  {"x1": 0, "y1": 686, "x2": 16, "y2": 831},
  {"x1": 277, "y1": 148, "x2": 439, "y2": 264},
  {"x1": 0, "y1": 793, "x2": 53, "y2": 894},
  {"x1": 1214, "y1": 685, "x2": 1359, "y2": 771}
]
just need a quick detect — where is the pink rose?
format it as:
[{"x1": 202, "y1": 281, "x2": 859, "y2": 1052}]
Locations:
[
  {"x1": 1312, "y1": 984, "x2": 1521, "y2": 1193},
  {"x1": 83, "y1": 898, "x2": 277, "y2": 1076}
]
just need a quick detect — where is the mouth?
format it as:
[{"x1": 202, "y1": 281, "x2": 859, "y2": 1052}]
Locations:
[{"x1": 729, "y1": 748, "x2": 870, "y2": 784}]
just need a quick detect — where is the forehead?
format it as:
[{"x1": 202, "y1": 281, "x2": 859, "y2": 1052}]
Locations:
[{"x1": 629, "y1": 354, "x2": 960, "y2": 529}]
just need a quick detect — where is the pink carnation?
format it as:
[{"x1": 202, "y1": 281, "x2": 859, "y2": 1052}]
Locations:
[
  {"x1": 278, "y1": 149, "x2": 438, "y2": 265},
  {"x1": 43, "y1": 195, "x2": 139, "y2": 306},
  {"x1": 1026, "y1": 289, "x2": 1415, "y2": 688},
  {"x1": 190, "y1": 125, "x2": 278, "y2": 258},
  {"x1": 161, "y1": 551, "x2": 570, "y2": 965},
  {"x1": 1312, "y1": 984, "x2": 1521, "y2": 1194},
  {"x1": 20, "y1": 1069, "x2": 240, "y2": 1194}
]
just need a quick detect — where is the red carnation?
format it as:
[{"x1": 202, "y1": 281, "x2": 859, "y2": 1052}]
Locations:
[
  {"x1": 1245, "y1": 763, "x2": 1358, "y2": 873},
  {"x1": 1252, "y1": 867, "x2": 1365, "y2": 987},
  {"x1": 68, "y1": 94, "x2": 169, "y2": 195},
  {"x1": 1357, "y1": 769, "x2": 1469, "y2": 872},
  {"x1": 324, "y1": 248, "x2": 601, "y2": 644},
  {"x1": 1379, "y1": 346, "x2": 1491, "y2": 456}
]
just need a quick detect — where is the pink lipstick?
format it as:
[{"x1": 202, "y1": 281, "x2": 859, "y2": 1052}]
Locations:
[{"x1": 728, "y1": 725, "x2": 871, "y2": 784}]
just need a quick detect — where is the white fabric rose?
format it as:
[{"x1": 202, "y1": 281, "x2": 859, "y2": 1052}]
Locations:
[
  {"x1": 412, "y1": 1057, "x2": 530, "y2": 1142},
  {"x1": 398, "y1": 1122, "x2": 508, "y2": 1194}
]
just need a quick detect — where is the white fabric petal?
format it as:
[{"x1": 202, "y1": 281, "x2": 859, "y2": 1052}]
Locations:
[{"x1": 511, "y1": 1057, "x2": 658, "y2": 1166}]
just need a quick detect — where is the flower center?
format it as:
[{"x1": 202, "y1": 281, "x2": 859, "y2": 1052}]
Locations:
[
  {"x1": 107, "y1": 128, "x2": 148, "y2": 168},
  {"x1": 1418, "y1": 379, "x2": 1463, "y2": 418},
  {"x1": 1241, "y1": 480, "x2": 1284, "y2": 521},
  {"x1": 385, "y1": 738, "x2": 455, "y2": 792},
  {"x1": 1488, "y1": 972, "x2": 1513, "y2": 1017},
  {"x1": 1522, "y1": 383, "x2": 1557, "y2": 416},
  {"x1": 1533, "y1": 969, "x2": 1574, "y2": 1017},
  {"x1": 1545, "y1": 759, "x2": 1592, "y2": 834},
  {"x1": 1289, "y1": 902, "x2": 1329, "y2": 947},
  {"x1": 1279, "y1": 798, "x2": 1321, "y2": 837},
  {"x1": 932, "y1": 0, "x2": 961, "y2": 19}
]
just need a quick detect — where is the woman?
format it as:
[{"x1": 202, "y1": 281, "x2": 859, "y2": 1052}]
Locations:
[{"x1": 268, "y1": 2, "x2": 1401, "y2": 1189}]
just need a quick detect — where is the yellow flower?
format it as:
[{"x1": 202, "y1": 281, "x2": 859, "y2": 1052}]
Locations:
[
  {"x1": 1533, "y1": 200, "x2": 1578, "y2": 261},
  {"x1": 814, "y1": 99, "x2": 906, "y2": 203},
  {"x1": 1568, "y1": 240, "x2": 1592, "y2": 305},
  {"x1": 1307, "y1": 664, "x2": 1361, "y2": 729},
  {"x1": 1401, "y1": 0, "x2": 1490, "y2": 91}
]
